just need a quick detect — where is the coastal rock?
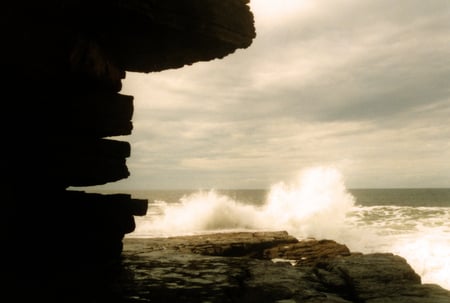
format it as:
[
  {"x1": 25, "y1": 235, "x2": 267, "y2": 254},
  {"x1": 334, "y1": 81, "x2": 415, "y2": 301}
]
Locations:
[
  {"x1": 264, "y1": 239, "x2": 352, "y2": 266},
  {"x1": 98, "y1": 0, "x2": 257, "y2": 72},
  {"x1": 313, "y1": 253, "x2": 450, "y2": 303},
  {"x1": 125, "y1": 230, "x2": 299, "y2": 257},
  {"x1": 119, "y1": 250, "x2": 349, "y2": 303},
  {"x1": 119, "y1": 231, "x2": 450, "y2": 303},
  {"x1": 2, "y1": 0, "x2": 255, "y2": 288},
  {"x1": 2, "y1": 0, "x2": 256, "y2": 73},
  {"x1": 2, "y1": 1, "x2": 256, "y2": 301}
]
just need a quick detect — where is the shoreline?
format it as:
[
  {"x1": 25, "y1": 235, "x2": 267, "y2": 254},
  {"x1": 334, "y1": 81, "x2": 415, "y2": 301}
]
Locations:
[{"x1": 120, "y1": 230, "x2": 450, "y2": 302}]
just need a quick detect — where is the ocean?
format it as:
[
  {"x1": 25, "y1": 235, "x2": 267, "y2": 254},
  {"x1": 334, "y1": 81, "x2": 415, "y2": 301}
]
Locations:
[{"x1": 122, "y1": 167, "x2": 450, "y2": 291}]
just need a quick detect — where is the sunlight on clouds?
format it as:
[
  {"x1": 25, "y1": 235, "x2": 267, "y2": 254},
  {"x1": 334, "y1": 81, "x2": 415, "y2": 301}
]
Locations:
[
  {"x1": 176, "y1": 119, "x2": 373, "y2": 173},
  {"x1": 249, "y1": 0, "x2": 312, "y2": 20},
  {"x1": 111, "y1": 0, "x2": 450, "y2": 189},
  {"x1": 180, "y1": 157, "x2": 255, "y2": 171}
]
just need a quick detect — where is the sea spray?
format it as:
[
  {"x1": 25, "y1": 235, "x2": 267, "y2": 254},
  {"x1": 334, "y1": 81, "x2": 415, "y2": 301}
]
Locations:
[
  {"x1": 129, "y1": 167, "x2": 450, "y2": 290},
  {"x1": 344, "y1": 205, "x2": 450, "y2": 290},
  {"x1": 132, "y1": 166, "x2": 355, "y2": 239},
  {"x1": 260, "y1": 166, "x2": 355, "y2": 239},
  {"x1": 391, "y1": 230, "x2": 450, "y2": 289},
  {"x1": 135, "y1": 189, "x2": 260, "y2": 235}
]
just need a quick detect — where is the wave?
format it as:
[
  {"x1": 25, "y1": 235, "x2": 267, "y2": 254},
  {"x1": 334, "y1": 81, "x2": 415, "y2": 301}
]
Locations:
[
  {"x1": 133, "y1": 166, "x2": 355, "y2": 239},
  {"x1": 130, "y1": 166, "x2": 450, "y2": 290}
]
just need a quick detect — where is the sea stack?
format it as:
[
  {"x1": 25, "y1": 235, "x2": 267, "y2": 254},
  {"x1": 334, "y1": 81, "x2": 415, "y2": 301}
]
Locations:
[{"x1": 1, "y1": 0, "x2": 255, "y2": 300}]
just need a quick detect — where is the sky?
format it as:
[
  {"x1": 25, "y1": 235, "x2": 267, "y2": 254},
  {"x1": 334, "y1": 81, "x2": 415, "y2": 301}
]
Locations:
[{"x1": 91, "y1": 0, "x2": 450, "y2": 190}]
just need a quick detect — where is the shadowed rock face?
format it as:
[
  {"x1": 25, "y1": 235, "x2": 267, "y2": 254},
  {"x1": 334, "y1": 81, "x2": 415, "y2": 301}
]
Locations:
[
  {"x1": 1, "y1": 0, "x2": 255, "y2": 185},
  {"x1": 2, "y1": 0, "x2": 256, "y2": 73},
  {"x1": 100, "y1": 0, "x2": 257, "y2": 72},
  {"x1": 1, "y1": 1, "x2": 255, "y2": 301}
]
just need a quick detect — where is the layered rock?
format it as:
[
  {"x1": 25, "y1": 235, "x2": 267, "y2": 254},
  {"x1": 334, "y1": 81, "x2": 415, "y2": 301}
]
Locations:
[
  {"x1": 119, "y1": 231, "x2": 450, "y2": 303},
  {"x1": 1, "y1": 0, "x2": 256, "y2": 301},
  {"x1": 127, "y1": 231, "x2": 299, "y2": 256},
  {"x1": 264, "y1": 238, "x2": 352, "y2": 267}
]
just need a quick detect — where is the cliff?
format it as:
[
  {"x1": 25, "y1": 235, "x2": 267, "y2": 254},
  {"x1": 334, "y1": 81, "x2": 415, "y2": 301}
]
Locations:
[{"x1": 1, "y1": 0, "x2": 255, "y2": 301}]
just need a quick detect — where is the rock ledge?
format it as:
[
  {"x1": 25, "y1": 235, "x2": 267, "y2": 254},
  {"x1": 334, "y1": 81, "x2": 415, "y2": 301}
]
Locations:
[{"x1": 118, "y1": 231, "x2": 450, "y2": 303}]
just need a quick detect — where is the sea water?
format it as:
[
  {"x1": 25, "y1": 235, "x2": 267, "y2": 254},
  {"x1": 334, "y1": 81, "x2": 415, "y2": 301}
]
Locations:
[{"x1": 125, "y1": 167, "x2": 450, "y2": 290}]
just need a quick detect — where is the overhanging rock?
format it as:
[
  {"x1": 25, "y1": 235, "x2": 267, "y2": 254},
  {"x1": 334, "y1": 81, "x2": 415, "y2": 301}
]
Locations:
[{"x1": 1, "y1": 1, "x2": 255, "y2": 300}]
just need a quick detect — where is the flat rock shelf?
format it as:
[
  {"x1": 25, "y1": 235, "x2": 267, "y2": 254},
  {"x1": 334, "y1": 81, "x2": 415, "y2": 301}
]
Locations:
[{"x1": 118, "y1": 231, "x2": 450, "y2": 303}]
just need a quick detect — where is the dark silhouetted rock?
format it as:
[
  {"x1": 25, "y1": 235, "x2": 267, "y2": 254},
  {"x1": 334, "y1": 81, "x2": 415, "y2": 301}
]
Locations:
[{"x1": 1, "y1": 1, "x2": 256, "y2": 301}]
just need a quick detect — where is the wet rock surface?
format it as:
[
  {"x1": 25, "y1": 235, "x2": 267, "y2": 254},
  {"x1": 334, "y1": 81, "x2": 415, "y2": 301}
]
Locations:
[
  {"x1": 118, "y1": 231, "x2": 450, "y2": 303},
  {"x1": 124, "y1": 231, "x2": 299, "y2": 257}
]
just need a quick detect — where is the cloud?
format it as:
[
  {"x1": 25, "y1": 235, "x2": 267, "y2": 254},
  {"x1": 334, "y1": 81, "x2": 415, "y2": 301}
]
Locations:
[{"x1": 99, "y1": 0, "x2": 450, "y2": 190}]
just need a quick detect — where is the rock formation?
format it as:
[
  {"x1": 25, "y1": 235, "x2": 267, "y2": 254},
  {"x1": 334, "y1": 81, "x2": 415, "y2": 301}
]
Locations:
[
  {"x1": 120, "y1": 231, "x2": 450, "y2": 303},
  {"x1": 4, "y1": 2, "x2": 446, "y2": 303},
  {"x1": 1, "y1": 0, "x2": 256, "y2": 301}
]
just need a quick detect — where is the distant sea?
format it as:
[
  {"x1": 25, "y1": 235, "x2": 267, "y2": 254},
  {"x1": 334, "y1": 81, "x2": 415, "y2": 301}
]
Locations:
[{"x1": 113, "y1": 168, "x2": 450, "y2": 290}]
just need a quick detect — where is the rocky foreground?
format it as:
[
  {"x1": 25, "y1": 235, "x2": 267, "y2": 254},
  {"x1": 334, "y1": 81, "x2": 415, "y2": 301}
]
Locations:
[{"x1": 117, "y1": 231, "x2": 450, "y2": 303}]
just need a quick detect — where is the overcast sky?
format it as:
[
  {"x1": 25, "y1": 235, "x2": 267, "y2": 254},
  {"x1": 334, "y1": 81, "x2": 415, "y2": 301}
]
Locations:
[{"x1": 95, "y1": 0, "x2": 450, "y2": 190}]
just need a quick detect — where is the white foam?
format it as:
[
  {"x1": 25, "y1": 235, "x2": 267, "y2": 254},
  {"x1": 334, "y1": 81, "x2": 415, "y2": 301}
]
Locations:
[
  {"x1": 344, "y1": 205, "x2": 450, "y2": 290},
  {"x1": 132, "y1": 166, "x2": 355, "y2": 239},
  {"x1": 130, "y1": 166, "x2": 450, "y2": 290},
  {"x1": 259, "y1": 166, "x2": 355, "y2": 239},
  {"x1": 133, "y1": 189, "x2": 261, "y2": 237}
]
